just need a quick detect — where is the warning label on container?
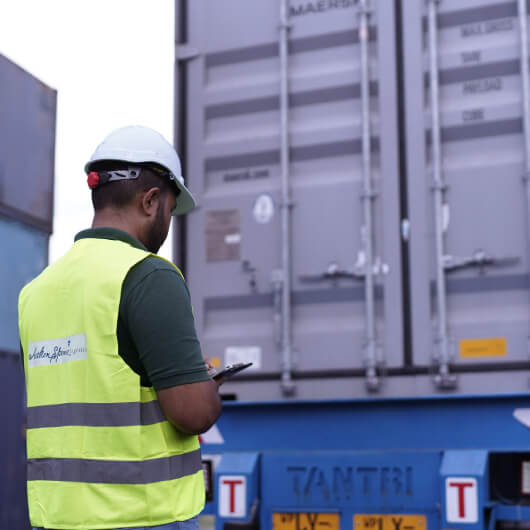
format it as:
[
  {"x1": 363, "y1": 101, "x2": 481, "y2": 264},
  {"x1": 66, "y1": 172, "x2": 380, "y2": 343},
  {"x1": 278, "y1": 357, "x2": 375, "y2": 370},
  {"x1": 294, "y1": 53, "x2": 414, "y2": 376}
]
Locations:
[
  {"x1": 459, "y1": 338, "x2": 507, "y2": 358},
  {"x1": 253, "y1": 194, "x2": 275, "y2": 224},
  {"x1": 206, "y1": 209, "x2": 241, "y2": 262}
]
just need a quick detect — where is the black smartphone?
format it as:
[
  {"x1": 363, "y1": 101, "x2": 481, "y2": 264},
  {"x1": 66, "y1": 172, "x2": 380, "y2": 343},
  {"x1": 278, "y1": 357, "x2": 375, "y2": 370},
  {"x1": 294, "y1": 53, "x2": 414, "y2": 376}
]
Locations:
[{"x1": 210, "y1": 362, "x2": 253, "y2": 380}]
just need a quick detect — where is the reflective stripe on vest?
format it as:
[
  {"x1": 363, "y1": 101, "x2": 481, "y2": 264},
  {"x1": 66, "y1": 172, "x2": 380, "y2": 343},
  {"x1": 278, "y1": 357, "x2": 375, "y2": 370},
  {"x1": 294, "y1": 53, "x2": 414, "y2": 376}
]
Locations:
[
  {"x1": 26, "y1": 400, "x2": 166, "y2": 428},
  {"x1": 19, "y1": 238, "x2": 204, "y2": 529},
  {"x1": 28, "y1": 449, "x2": 202, "y2": 484}
]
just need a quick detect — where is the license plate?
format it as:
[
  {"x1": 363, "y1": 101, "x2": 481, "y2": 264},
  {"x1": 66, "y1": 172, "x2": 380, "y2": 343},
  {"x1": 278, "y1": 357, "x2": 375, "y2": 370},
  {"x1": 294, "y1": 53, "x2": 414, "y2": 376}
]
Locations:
[
  {"x1": 273, "y1": 512, "x2": 340, "y2": 529},
  {"x1": 354, "y1": 514, "x2": 427, "y2": 530}
]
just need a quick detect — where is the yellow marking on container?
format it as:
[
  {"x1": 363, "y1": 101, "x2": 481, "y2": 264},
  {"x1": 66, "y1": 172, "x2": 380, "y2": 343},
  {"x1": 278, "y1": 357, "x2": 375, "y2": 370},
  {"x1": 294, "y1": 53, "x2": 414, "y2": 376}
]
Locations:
[
  {"x1": 459, "y1": 338, "x2": 507, "y2": 358},
  {"x1": 273, "y1": 512, "x2": 339, "y2": 530}
]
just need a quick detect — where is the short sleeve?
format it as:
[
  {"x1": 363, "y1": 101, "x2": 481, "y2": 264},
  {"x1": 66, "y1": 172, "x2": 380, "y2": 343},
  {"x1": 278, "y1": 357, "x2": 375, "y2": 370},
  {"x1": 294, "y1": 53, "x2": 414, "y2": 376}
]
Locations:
[{"x1": 120, "y1": 265, "x2": 210, "y2": 390}]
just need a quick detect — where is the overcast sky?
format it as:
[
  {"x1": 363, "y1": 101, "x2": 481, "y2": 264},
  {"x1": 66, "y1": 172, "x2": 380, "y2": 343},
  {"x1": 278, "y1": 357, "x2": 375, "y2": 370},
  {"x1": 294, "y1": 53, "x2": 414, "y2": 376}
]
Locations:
[{"x1": 0, "y1": 0, "x2": 175, "y2": 262}]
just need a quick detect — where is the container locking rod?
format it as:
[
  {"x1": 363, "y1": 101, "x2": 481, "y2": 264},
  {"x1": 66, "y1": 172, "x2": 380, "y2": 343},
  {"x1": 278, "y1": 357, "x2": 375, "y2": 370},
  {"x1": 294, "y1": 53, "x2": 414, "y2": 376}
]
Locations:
[
  {"x1": 278, "y1": 0, "x2": 295, "y2": 396},
  {"x1": 427, "y1": 0, "x2": 457, "y2": 390}
]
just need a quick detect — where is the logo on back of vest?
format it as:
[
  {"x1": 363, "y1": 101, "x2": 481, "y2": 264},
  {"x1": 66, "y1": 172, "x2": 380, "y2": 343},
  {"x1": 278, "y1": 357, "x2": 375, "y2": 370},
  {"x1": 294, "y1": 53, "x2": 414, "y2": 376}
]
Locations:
[{"x1": 28, "y1": 333, "x2": 88, "y2": 367}]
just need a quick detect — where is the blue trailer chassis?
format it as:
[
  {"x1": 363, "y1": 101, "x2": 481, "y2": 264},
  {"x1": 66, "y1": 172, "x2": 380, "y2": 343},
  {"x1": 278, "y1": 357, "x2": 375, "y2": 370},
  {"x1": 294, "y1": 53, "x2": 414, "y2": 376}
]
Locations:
[{"x1": 200, "y1": 393, "x2": 530, "y2": 530}]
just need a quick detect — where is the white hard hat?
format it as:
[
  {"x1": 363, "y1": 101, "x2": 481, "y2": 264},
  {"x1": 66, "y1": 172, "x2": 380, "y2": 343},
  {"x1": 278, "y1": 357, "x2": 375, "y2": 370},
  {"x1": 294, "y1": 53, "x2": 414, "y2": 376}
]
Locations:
[{"x1": 85, "y1": 125, "x2": 196, "y2": 215}]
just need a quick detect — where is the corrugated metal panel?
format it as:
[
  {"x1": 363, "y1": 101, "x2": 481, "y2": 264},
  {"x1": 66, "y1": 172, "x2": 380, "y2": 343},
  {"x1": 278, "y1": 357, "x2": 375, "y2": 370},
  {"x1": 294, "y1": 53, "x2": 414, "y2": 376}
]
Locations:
[
  {"x1": 0, "y1": 218, "x2": 48, "y2": 354},
  {"x1": 178, "y1": 0, "x2": 530, "y2": 399},
  {"x1": 0, "y1": 53, "x2": 56, "y2": 233},
  {"x1": 403, "y1": 0, "x2": 530, "y2": 392},
  {"x1": 181, "y1": 0, "x2": 403, "y2": 400}
]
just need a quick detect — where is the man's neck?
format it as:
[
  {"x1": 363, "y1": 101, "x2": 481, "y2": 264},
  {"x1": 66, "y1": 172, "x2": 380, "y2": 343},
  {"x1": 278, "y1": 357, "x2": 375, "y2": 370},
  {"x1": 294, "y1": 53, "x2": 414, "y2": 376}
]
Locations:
[{"x1": 92, "y1": 210, "x2": 143, "y2": 244}]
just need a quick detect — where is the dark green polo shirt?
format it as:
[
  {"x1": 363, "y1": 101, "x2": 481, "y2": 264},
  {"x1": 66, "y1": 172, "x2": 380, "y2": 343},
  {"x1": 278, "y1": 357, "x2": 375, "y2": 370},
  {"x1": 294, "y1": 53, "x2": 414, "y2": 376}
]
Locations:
[{"x1": 75, "y1": 227, "x2": 210, "y2": 390}]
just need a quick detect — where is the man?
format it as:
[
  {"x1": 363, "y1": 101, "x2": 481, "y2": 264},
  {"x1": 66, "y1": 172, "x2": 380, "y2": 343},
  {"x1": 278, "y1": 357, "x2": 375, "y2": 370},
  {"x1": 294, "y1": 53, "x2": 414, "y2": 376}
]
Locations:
[{"x1": 18, "y1": 125, "x2": 222, "y2": 530}]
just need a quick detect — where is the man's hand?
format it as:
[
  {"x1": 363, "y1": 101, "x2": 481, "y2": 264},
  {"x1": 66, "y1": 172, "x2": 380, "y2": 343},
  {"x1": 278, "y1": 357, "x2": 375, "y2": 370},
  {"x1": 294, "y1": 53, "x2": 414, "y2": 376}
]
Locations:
[{"x1": 204, "y1": 356, "x2": 225, "y2": 386}]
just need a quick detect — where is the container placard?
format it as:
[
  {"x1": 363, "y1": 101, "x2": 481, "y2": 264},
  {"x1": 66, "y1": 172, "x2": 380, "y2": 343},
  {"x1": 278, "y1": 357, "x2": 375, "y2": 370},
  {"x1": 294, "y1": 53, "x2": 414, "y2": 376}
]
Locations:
[
  {"x1": 459, "y1": 338, "x2": 507, "y2": 358},
  {"x1": 205, "y1": 209, "x2": 241, "y2": 262}
]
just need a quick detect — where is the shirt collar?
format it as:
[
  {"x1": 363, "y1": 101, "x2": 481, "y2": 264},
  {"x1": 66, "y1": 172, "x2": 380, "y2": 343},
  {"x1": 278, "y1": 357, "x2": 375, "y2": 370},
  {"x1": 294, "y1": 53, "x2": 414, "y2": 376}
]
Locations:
[{"x1": 74, "y1": 227, "x2": 148, "y2": 252}]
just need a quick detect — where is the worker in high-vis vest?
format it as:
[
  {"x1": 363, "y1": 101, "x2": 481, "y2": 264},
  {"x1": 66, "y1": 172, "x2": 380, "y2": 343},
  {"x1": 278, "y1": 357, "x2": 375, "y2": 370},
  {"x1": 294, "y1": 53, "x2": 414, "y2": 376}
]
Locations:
[{"x1": 18, "y1": 126, "x2": 223, "y2": 530}]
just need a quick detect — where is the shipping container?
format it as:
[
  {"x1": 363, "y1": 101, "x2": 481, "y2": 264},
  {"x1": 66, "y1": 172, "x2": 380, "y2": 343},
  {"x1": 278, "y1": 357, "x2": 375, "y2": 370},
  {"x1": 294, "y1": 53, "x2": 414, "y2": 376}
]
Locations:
[
  {"x1": 0, "y1": 53, "x2": 56, "y2": 233},
  {"x1": 0, "y1": 53, "x2": 55, "y2": 530},
  {"x1": 177, "y1": 0, "x2": 404, "y2": 401},
  {"x1": 174, "y1": 1, "x2": 530, "y2": 529},
  {"x1": 177, "y1": 0, "x2": 530, "y2": 400},
  {"x1": 402, "y1": 0, "x2": 530, "y2": 393}
]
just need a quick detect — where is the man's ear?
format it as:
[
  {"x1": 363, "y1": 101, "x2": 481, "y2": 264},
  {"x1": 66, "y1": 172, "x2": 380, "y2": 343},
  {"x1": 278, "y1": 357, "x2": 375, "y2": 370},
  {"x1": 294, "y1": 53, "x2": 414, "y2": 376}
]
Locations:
[{"x1": 141, "y1": 187, "x2": 161, "y2": 216}]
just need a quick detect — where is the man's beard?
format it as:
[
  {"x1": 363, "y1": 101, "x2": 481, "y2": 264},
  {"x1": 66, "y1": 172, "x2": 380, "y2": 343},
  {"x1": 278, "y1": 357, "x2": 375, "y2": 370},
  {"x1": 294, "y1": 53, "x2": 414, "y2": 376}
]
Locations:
[{"x1": 145, "y1": 202, "x2": 168, "y2": 253}]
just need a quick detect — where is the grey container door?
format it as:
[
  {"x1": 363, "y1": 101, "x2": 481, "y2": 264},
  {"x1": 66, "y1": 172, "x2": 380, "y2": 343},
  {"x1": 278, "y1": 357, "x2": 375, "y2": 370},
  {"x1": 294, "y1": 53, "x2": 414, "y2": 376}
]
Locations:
[
  {"x1": 402, "y1": 0, "x2": 530, "y2": 392},
  {"x1": 182, "y1": 0, "x2": 403, "y2": 400}
]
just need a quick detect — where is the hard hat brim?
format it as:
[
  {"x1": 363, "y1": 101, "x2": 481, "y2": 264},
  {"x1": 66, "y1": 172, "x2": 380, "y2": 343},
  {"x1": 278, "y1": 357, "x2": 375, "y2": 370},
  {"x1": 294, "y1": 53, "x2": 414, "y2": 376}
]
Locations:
[
  {"x1": 85, "y1": 159, "x2": 196, "y2": 216},
  {"x1": 171, "y1": 181, "x2": 196, "y2": 216}
]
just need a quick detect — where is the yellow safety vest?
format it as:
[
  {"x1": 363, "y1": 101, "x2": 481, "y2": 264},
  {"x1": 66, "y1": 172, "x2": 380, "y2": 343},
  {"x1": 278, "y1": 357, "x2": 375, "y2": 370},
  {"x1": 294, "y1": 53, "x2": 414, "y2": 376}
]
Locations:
[{"x1": 18, "y1": 237, "x2": 204, "y2": 529}]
